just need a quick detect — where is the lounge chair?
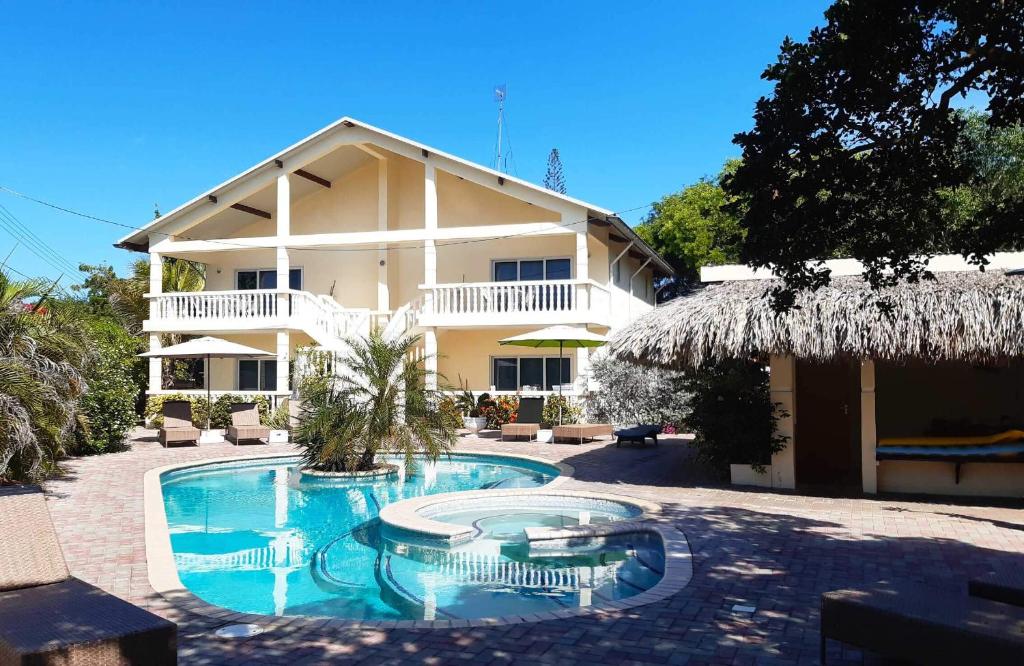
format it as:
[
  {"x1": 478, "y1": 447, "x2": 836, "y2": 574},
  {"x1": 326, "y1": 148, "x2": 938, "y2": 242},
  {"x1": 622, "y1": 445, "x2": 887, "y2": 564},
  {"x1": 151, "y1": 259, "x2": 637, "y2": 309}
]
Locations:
[
  {"x1": 0, "y1": 485, "x2": 177, "y2": 665},
  {"x1": 501, "y1": 397, "x2": 544, "y2": 442},
  {"x1": 552, "y1": 423, "x2": 613, "y2": 445},
  {"x1": 820, "y1": 582, "x2": 1024, "y2": 664},
  {"x1": 226, "y1": 402, "x2": 270, "y2": 445},
  {"x1": 614, "y1": 424, "x2": 662, "y2": 447},
  {"x1": 969, "y1": 570, "x2": 1024, "y2": 607},
  {"x1": 158, "y1": 400, "x2": 200, "y2": 447}
]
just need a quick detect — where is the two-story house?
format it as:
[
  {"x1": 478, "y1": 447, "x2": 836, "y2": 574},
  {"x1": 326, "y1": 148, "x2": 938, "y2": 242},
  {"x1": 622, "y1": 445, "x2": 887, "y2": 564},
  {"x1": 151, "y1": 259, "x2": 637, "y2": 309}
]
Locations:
[{"x1": 116, "y1": 118, "x2": 674, "y2": 403}]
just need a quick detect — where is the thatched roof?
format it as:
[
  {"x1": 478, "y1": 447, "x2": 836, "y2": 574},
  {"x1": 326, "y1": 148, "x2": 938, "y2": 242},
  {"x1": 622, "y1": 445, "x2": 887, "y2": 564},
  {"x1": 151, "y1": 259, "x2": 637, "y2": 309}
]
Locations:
[{"x1": 610, "y1": 270, "x2": 1024, "y2": 368}]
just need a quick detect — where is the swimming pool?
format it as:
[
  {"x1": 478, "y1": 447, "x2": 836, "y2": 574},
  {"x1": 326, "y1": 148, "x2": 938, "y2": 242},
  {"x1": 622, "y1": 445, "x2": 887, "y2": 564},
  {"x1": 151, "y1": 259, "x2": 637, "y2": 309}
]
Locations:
[{"x1": 160, "y1": 454, "x2": 665, "y2": 621}]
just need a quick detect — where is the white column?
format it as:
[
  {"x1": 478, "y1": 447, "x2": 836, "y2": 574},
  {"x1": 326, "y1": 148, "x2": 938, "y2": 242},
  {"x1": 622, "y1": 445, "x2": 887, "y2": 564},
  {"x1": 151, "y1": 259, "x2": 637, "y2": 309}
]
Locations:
[
  {"x1": 423, "y1": 163, "x2": 438, "y2": 315},
  {"x1": 148, "y1": 334, "x2": 162, "y2": 393},
  {"x1": 861, "y1": 359, "x2": 878, "y2": 494},
  {"x1": 574, "y1": 224, "x2": 589, "y2": 311},
  {"x1": 276, "y1": 330, "x2": 290, "y2": 396},
  {"x1": 769, "y1": 354, "x2": 797, "y2": 489},
  {"x1": 423, "y1": 328, "x2": 438, "y2": 391},
  {"x1": 148, "y1": 251, "x2": 163, "y2": 393},
  {"x1": 377, "y1": 158, "x2": 390, "y2": 312},
  {"x1": 276, "y1": 174, "x2": 291, "y2": 323}
]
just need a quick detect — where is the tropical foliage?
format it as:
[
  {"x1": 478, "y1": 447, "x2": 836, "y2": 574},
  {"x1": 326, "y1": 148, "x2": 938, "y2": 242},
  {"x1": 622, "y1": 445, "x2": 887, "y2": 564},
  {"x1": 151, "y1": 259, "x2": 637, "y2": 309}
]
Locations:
[
  {"x1": 75, "y1": 318, "x2": 141, "y2": 454},
  {"x1": 725, "y1": 0, "x2": 1024, "y2": 307},
  {"x1": 295, "y1": 331, "x2": 456, "y2": 473},
  {"x1": 480, "y1": 394, "x2": 517, "y2": 429},
  {"x1": 541, "y1": 394, "x2": 580, "y2": 427},
  {"x1": 0, "y1": 271, "x2": 92, "y2": 482},
  {"x1": 683, "y1": 359, "x2": 788, "y2": 476},
  {"x1": 144, "y1": 393, "x2": 271, "y2": 429},
  {"x1": 636, "y1": 160, "x2": 745, "y2": 296},
  {"x1": 585, "y1": 354, "x2": 689, "y2": 428}
]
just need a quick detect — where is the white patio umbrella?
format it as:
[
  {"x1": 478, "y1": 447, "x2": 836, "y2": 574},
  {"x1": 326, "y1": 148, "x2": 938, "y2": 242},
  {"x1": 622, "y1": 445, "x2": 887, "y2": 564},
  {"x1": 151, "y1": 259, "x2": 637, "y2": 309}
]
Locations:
[
  {"x1": 498, "y1": 325, "x2": 608, "y2": 425},
  {"x1": 140, "y1": 336, "x2": 275, "y2": 430}
]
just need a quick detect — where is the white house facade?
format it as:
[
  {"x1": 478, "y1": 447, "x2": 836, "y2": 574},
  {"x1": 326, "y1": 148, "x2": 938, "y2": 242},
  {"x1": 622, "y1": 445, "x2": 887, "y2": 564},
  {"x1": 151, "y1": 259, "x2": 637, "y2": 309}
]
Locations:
[{"x1": 117, "y1": 117, "x2": 673, "y2": 403}]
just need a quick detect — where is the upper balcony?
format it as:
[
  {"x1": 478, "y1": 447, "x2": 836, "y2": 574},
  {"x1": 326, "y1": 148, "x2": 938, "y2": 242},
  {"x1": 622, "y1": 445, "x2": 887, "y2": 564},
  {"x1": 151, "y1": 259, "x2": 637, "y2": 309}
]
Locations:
[
  {"x1": 145, "y1": 279, "x2": 613, "y2": 345},
  {"x1": 416, "y1": 279, "x2": 611, "y2": 328}
]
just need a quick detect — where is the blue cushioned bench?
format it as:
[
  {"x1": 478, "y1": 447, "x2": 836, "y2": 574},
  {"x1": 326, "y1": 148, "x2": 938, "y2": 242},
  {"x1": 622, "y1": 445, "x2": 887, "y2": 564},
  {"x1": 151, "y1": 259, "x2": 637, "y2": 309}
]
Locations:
[
  {"x1": 875, "y1": 442, "x2": 1024, "y2": 484},
  {"x1": 614, "y1": 425, "x2": 662, "y2": 448}
]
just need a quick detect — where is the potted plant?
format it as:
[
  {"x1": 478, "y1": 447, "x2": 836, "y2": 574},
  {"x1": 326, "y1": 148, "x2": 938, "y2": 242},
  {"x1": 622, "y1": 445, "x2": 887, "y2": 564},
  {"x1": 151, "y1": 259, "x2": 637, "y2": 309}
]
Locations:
[
  {"x1": 455, "y1": 378, "x2": 488, "y2": 434},
  {"x1": 267, "y1": 399, "x2": 291, "y2": 443}
]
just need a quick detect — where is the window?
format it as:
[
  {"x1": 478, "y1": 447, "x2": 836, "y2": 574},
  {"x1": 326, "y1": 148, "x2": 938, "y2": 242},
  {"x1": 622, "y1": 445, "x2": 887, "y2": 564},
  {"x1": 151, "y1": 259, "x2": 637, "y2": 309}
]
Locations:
[
  {"x1": 492, "y1": 258, "x2": 572, "y2": 282},
  {"x1": 491, "y1": 357, "x2": 572, "y2": 391},
  {"x1": 236, "y1": 268, "x2": 302, "y2": 290},
  {"x1": 238, "y1": 359, "x2": 277, "y2": 391}
]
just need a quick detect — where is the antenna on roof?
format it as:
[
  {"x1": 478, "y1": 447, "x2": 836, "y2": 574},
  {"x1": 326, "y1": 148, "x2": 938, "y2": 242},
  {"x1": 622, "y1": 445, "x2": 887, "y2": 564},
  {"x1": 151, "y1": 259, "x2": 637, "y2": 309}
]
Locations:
[{"x1": 493, "y1": 84, "x2": 507, "y2": 172}]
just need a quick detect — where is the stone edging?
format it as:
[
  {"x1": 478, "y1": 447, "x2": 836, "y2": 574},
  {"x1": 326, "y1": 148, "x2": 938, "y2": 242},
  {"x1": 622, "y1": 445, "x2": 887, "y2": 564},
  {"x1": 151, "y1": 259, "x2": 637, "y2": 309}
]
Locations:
[
  {"x1": 143, "y1": 450, "x2": 693, "y2": 630},
  {"x1": 377, "y1": 488, "x2": 662, "y2": 544}
]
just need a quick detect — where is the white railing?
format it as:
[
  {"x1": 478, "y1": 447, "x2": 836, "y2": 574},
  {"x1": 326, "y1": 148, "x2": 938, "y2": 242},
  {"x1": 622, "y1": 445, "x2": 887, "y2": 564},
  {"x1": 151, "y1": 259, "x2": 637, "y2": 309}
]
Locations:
[
  {"x1": 418, "y1": 279, "x2": 610, "y2": 322},
  {"x1": 147, "y1": 289, "x2": 370, "y2": 349},
  {"x1": 151, "y1": 289, "x2": 281, "y2": 323}
]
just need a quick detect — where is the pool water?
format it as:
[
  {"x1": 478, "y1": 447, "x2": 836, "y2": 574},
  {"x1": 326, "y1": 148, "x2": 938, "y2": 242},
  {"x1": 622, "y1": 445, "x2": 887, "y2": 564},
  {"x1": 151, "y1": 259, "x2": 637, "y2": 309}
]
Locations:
[{"x1": 162, "y1": 455, "x2": 664, "y2": 620}]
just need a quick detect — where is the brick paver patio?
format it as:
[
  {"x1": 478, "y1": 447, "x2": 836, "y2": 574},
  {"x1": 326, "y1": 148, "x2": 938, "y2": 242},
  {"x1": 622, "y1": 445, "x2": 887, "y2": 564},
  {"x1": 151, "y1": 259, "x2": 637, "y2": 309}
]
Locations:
[{"x1": 42, "y1": 430, "x2": 1024, "y2": 665}]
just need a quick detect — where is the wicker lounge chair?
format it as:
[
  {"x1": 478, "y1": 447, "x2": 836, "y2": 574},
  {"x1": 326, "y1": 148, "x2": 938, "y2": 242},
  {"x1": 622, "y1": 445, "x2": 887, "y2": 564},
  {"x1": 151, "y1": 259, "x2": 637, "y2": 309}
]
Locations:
[
  {"x1": 614, "y1": 424, "x2": 662, "y2": 447},
  {"x1": 552, "y1": 423, "x2": 613, "y2": 445},
  {"x1": 158, "y1": 400, "x2": 200, "y2": 447},
  {"x1": 970, "y1": 571, "x2": 1024, "y2": 608},
  {"x1": 0, "y1": 485, "x2": 177, "y2": 665},
  {"x1": 226, "y1": 402, "x2": 269, "y2": 445},
  {"x1": 820, "y1": 582, "x2": 1024, "y2": 664},
  {"x1": 501, "y1": 397, "x2": 544, "y2": 442}
]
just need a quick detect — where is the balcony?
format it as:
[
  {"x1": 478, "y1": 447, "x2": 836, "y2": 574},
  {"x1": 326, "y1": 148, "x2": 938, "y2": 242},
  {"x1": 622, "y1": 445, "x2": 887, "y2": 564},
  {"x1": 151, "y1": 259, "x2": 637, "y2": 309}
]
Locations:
[
  {"x1": 144, "y1": 289, "x2": 371, "y2": 348},
  {"x1": 415, "y1": 279, "x2": 611, "y2": 328}
]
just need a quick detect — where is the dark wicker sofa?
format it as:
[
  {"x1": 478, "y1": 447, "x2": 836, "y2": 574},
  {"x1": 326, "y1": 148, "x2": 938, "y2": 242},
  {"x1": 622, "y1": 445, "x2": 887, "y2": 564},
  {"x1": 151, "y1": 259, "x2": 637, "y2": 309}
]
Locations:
[{"x1": 0, "y1": 485, "x2": 177, "y2": 665}]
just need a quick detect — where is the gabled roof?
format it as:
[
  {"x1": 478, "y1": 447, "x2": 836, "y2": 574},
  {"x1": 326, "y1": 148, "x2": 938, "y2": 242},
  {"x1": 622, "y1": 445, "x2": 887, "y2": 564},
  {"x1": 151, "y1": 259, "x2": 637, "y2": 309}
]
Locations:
[{"x1": 116, "y1": 117, "x2": 674, "y2": 275}]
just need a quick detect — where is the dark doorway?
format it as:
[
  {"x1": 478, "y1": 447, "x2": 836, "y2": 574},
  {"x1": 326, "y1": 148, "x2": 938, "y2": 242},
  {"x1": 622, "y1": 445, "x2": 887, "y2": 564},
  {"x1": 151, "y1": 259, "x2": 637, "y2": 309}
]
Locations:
[{"x1": 795, "y1": 358, "x2": 861, "y2": 491}]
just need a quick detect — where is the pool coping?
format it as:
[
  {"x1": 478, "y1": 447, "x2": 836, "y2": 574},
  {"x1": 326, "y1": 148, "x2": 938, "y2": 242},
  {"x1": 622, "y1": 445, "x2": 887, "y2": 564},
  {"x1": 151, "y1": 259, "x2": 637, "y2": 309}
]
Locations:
[
  {"x1": 377, "y1": 488, "x2": 662, "y2": 543},
  {"x1": 143, "y1": 450, "x2": 693, "y2": 631}
]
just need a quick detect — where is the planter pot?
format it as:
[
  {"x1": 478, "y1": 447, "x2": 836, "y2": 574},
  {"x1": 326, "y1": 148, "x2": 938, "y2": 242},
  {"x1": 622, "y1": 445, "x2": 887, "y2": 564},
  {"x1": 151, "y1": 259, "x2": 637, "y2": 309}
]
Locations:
[
  {"x1": 300, "y1": 463, "x2": 400, "y2": 479},
  {"x1": 269, "y1": 429, "x2": 289, "y2": 444},
  {"x1": 199, "y1": 429, "x2": 225, "y2": 445},
  {"x1": 462, "y1": 416, "x2": 488, "y2": 435}
]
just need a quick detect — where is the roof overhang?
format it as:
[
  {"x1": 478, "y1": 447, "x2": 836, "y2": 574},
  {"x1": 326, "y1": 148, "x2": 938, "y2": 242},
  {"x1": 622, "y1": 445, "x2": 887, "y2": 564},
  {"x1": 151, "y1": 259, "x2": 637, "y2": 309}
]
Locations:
[{"x1": 114, "y1": 117, "x2": 675, "y2": 277}]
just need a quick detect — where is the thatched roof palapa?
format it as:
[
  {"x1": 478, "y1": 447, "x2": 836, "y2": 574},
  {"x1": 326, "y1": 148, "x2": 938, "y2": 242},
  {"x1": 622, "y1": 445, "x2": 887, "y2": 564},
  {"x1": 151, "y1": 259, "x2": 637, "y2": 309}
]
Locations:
[{"x1": 610, "y1": 270, "x2": 1024, "y2": 369}]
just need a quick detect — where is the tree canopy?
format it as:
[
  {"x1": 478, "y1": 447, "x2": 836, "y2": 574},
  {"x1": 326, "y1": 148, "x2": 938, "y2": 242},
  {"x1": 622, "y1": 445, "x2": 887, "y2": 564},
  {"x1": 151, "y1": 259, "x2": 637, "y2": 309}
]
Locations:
[
  {"x1": 543, "y1": 148, "x2": 566, "y2": 194},
  {"x1": 725, "y1": 0, "x2": 1024, "y2": 308},
  {"x1": 636, "y1": 160, "x2": 746, "y2": 296}
]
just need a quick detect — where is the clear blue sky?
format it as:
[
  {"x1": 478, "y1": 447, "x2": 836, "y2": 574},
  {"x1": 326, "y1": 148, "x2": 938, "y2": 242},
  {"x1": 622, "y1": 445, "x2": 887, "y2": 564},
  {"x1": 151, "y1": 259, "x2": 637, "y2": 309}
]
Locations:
[{"x1": 0, "y1": 1, "x2": 833, "y2": 283}]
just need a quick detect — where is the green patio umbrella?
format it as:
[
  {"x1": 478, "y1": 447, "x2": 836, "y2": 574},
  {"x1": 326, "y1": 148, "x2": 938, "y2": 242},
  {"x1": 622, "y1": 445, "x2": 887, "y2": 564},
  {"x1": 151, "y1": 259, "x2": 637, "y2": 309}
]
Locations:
[{"x1": 498, "y1": 325, "x2": 608, "y2": 425}]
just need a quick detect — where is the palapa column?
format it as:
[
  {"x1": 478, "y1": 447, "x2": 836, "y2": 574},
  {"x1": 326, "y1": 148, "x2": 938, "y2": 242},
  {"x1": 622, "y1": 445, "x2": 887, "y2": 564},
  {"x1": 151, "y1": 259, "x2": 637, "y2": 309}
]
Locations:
[{"x1": 860, "y1": 359, "x2": 878, "y2": 494}]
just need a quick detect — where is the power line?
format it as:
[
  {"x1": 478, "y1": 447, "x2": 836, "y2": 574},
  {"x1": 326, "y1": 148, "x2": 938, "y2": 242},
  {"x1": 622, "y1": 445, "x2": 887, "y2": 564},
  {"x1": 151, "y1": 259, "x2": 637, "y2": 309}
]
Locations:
[
  {"x1": 0, "y1": 184, "x2": 653, "y2": 255},
  {"x1": 0, "y1": 207, "x2": 85, "y2": 277},
  {"x1": 0, "y1": 202, "x2": 84, "y2": 275}
]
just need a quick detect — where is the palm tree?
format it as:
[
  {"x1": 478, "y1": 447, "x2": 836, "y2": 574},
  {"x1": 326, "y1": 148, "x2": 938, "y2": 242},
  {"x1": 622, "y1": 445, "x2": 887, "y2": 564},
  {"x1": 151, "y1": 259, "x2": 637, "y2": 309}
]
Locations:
[
  {"x1": 295, "y1": 330, "x2": 456, "y2": 473},
  {"x1": 0, "y1": 270, "x2": 92, "y2": 482}
]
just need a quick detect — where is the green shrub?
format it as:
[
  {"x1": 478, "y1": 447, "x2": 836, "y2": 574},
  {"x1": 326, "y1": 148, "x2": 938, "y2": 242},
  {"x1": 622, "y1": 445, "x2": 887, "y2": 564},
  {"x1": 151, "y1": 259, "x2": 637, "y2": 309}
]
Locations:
[
  {"x1": 209, "y1": 394, "x2": 270, "y2": 428},
  {"x1": 542, "y1": 395, "x2": 581, "y2": 427},
  {"x1": 145, "y1": 393, "x2": 209, "y2": 428},
  {"x1": 683, "y1": 359, "x2": 788, "y2": 476},
  {"x1": 76, "y1": 320, "x2": 142, "y2": 454}
]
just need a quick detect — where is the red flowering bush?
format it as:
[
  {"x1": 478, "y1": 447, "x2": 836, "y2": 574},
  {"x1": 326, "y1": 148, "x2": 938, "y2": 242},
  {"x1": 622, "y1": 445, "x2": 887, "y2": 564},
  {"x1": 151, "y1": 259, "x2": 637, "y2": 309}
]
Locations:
[{"x1": 482, "y1": 395, "x2": 518, "y2": 429}]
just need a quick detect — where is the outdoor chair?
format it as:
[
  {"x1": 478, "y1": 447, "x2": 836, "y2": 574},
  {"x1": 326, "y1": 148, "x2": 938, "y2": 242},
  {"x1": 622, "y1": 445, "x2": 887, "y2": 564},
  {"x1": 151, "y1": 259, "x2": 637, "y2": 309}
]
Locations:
[
  {"x1": 226, "y1": 402, "x2": 270, "y2": 445},
  {"x1": 614, "y1": 424, "x2": 662, "y2": 447},
  {"x1": 552, "y1": 423, "x2": 614, "y2": 445},
  {"x1": 0, "y1": 485, "x2": 177, "y2": 665},
  {"x1": 820, "y1": 582, "x2": 1024, "y2": 664},
  {"x1": 501, "y1": 397, "x2": 544, "y2": 442},
  {"x1": 158, "y1": 400, "x2": 200, "y2": 447}
]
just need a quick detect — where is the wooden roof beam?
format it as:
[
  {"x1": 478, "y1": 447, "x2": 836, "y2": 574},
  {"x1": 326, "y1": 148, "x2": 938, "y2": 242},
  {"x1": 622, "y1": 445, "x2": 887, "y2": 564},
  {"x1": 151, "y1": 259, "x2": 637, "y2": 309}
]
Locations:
[{"x1": 230, "y1": 203, "x2": 272, "y2": 219}]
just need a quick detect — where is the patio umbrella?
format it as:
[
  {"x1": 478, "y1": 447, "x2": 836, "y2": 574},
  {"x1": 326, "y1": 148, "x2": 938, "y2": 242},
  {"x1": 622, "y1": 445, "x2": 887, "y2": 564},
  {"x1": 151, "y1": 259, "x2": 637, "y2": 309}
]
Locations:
[
  {"x1": 499, "y1": 325, "x2": 608, "y2": 425},
  {"x1": 140, "y1": 336, "x2": 275, "y2": 430}
]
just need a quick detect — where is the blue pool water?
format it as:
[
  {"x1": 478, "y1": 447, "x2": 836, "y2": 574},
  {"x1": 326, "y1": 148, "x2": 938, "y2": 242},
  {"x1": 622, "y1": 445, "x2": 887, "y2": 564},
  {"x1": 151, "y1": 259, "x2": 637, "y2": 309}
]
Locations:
[{"x1": 162, "y1": 454, "x2": 664, "y2": 620}]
